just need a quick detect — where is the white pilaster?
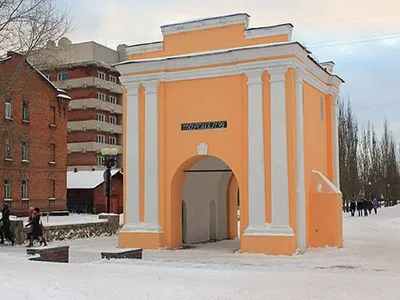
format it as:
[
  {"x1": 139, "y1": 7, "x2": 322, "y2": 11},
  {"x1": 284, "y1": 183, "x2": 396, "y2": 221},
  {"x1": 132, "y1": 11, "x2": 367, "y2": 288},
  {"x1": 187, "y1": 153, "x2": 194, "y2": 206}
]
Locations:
[
  {"x1": 267, "y1": 66, "x2": 293, "y2": 235},
  {"x1": 143, "y1": 80, "x2": 162, "y2": 232},
  {"x1": 332, "y1": 92, "x2": 340, "y2": 189},
  {"x1": 243, "y1": 70, "x2": 268, "y2": 235},
  {"x1": 122, "y1": 83, "x2": 140, "y2": 227},
  {"x1": 295, "y1": 68, "x2": 307, "y2": 251}
]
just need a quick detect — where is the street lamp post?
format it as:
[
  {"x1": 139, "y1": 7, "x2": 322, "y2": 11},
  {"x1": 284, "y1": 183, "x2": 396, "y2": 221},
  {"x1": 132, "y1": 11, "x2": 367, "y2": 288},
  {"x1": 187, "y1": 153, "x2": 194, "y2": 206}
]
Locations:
[{"x1": 101, "y1": 147, "x2": 119, "y2": 213}]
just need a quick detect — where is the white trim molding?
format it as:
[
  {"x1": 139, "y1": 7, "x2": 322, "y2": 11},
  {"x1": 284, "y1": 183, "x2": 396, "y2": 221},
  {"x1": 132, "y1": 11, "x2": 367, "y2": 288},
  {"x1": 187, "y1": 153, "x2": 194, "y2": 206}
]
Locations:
[
  {"x1": 160, "y1": 13, "x2": 250, "y2": 36},
  {"x1": 245, "y1": 24, "x2": 293, "y2": 41},
  {"x1": 267, "y1": 66, "x2": 294, "y2": 236},
  {"x1": 123, "y1": 83, "x2": 140, "y2": 226},
  {"x1": 244, "y1": 69, "x2": 267, "y2": 235},
  {"x1": 143, "y1": 80, "x2": 162, "y2": 232},
  {"x1": 115, "y1": 42, "x2": 343, "y2": 94},
  {"x1": 295, "y1": 68, "x2": 307, "y2": 252},
  {"x1": 126, "y1": 42, "x2": 163, "y2": 56},
  {"x1": 331, "y1": 91, "x2": 340, "y2": 189}
]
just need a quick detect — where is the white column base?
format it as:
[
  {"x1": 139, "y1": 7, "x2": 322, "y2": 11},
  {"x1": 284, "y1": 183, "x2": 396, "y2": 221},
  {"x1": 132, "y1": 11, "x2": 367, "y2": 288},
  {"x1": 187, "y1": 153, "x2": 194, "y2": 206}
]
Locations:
[
  {"x1": 243, "y1": 224, "x2": 294, "y2": 236},
  {"x1": 120, "y1": 223, "x2": 163, "y2": 233}
]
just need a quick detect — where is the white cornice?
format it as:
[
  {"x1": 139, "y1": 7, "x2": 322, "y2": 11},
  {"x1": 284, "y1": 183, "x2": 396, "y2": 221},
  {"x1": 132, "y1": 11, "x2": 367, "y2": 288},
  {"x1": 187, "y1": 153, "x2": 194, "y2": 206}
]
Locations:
[
  {"x1": 116, "y1": 43, "x2": 343, "y2": 94},
  {"x1": 160, "y1": 13, "x2": 250, "y2": 36},
  {"x1": 245, "y1": 24, "x2": 293, "y2": 41},
  {"x1": 126, "y1": 42, "x2": 163, "y2": 56}
]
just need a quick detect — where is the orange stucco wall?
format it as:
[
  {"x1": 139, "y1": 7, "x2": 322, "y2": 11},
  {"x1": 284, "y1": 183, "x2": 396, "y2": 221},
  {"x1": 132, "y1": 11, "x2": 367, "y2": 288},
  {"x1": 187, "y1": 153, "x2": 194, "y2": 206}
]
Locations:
[
  {"x1": 303, "y1": 82, "x2": 331, "y2": 247},
  {"x1": 130, "y1": 24, "x2": 290, "y2": 60},
  {"x1": 164, "y1": 75, "x2": 248, "y2": 248}
]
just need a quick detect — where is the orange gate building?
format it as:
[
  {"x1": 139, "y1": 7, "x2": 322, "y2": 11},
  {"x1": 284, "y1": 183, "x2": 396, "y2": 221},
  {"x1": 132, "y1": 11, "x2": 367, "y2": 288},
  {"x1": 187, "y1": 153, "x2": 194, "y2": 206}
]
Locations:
[{"x1": 115, "y1": 13, "x2": 344, "y2": 255}]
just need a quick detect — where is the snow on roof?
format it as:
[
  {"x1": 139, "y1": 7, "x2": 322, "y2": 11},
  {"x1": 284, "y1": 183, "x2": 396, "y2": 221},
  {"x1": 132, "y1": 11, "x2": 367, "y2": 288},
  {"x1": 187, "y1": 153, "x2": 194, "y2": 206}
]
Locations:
[
  {"x1": 67, "y1": 170, "x2": 121, "y2": 189},
  {"x1": 0, "y1": 55, "x2": 11, "y2": 62},
  {"x1": 57, "y1": 94, "x2": 72, "y2": 100}
]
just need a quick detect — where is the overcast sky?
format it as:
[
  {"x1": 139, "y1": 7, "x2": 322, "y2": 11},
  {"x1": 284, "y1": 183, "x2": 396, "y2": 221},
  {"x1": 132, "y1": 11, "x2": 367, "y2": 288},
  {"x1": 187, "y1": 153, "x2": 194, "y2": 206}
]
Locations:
[{"x1": 56, "y1": 0, "x2": 400, "y2": 138}]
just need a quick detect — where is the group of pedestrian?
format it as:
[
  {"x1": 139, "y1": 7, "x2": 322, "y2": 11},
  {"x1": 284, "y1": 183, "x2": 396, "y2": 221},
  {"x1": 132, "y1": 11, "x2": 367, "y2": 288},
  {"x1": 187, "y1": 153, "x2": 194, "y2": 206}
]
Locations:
[
  {"x1": 0, "y1": 204, "x2": 47, "y2": 247},
  {"x1": 25, "y1": 207, "x2": 47, "y2": 247},
  {"x1": 350, "y1": 198, "x2": 378, "y2": 217}
]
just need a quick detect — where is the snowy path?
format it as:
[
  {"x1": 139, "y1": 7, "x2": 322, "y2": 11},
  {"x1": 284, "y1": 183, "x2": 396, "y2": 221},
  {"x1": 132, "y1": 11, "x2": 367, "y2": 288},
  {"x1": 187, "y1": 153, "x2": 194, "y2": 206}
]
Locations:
[{"x1": 1, "y1": 206, "x2": 400, "y2": 299}]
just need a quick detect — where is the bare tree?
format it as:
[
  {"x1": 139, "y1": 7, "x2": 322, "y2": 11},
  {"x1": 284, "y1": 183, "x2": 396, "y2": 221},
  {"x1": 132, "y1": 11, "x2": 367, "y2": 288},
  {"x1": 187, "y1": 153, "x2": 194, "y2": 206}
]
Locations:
[{"x1": 0, "y1": 0, "x2": 71, "y2": 96}]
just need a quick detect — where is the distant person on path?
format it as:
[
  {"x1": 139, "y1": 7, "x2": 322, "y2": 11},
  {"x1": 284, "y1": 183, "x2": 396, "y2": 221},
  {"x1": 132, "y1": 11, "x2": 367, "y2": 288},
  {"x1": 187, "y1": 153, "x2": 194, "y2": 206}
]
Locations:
[
  {"x1": 25, "y1": 208, "x2": 47, "y2": 247},
  {"x1": 367, "y1": 200, "x2": 373, "y2": 215},
  {"x1": 363, "y1": 199, "x2": 369, "y2": 217},
  {"x1": 356, "y1": 200, "x2": 363, "y2": 217},
  {"x1": 373, "y1": 198, "x2": 378, "y2": 215},
  {"x1": 0, "y1": 204, "x2": 15, "y2": 246},
  {"x1": 350, "y1": 200, "x2": 356, "y2": 217}
]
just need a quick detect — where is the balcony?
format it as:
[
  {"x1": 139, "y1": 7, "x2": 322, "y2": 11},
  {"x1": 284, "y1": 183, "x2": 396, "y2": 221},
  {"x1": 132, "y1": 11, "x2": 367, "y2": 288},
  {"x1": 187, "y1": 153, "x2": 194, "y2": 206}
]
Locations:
[
  {"x1": 54, "y1": 77, "x2": 123, "y2": 94},
  {"x1": 68, "y1": 120, "x2": 123, "y2": 134},
  {"x1": 69, "y1": 98, "x2": 122, "y2": 114},
  {"x1": 67, "y1": 142, "x2": 123, "y2": 154}
]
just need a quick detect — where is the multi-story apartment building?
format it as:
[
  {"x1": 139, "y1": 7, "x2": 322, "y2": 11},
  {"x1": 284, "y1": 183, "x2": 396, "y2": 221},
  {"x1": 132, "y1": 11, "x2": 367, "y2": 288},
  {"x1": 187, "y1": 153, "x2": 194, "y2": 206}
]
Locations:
[
  {"x1": 0, "y1": 52, "x2": 70, "y2": 216},
  {"x1": 31, "y1": 38, "x2": 127, "y2": 171}
]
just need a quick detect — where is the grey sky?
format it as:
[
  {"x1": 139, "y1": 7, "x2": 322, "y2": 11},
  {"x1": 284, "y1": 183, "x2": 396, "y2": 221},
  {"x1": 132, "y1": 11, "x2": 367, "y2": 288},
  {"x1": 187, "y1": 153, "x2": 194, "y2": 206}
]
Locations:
[{"x1": 57, "y1": 0, "x2": 400, "y2": 138}]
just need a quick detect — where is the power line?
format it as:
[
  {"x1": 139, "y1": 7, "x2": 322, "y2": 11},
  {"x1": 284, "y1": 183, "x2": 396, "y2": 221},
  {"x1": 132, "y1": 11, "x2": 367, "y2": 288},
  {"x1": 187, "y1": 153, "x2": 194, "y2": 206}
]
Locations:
[
  {"x1": 307, "y1": 31, "x2": 400, "y2": 46},
  {"x1": 354, "y1": 100, "x2": 400, "y2": 111},
  {"x1": 308, "y1": 35, "x2": 400, "y2": 49}
]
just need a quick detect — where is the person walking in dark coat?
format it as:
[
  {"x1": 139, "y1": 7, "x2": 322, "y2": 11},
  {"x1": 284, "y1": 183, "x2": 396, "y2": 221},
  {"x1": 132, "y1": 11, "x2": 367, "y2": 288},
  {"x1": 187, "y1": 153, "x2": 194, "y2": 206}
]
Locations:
[
  {"x1": 350, "y1": 201, "x2": 356, "y2": 217},
  {"x1": 0, "y1": 204, "x2": 15, "y2": 246},
  {"x1": 363, "y1": 199, "x2": 369, "y2": 216},
  {"x1": 25, "y1": 208, "x2": 47, "y2": 247},
  {"x1": 356, "y1": 201, "x2": 363, "y2": 217}
]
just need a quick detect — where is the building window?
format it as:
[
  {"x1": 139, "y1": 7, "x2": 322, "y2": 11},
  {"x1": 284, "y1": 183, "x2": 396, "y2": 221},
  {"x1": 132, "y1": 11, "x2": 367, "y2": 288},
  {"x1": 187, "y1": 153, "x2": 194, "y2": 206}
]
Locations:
[
  {"x1": 50, "y1": 106, "x2": 56, "y2": 125},
  {"x1": 109, "y1": 75, "x2": 117, "y2": 83},
  {"x1": 109, "y1": 96, "x2": 117, "y2": 104},
  {"x1": 5, "y1": 98, "x2": 12, "y2": 119},
  {"x1": 109, "y1": 116, "x2": 117, "y2": 125},
  {"x1": 97, "y1": 113, "x2": 106, "y2": 122},
  {"x1": 97, "y1": 135, "x2": 105, "y2": 144},
  {"x1": 22, "y1": 141, "x2": 29, "y2": 161},
  {"x1": 50, "y1": 143, "x2": 56, "y2": 162},
  {"x1": 57, "y1": 72, "x2": 68, "y2": 81},
  {"x1": 46, "y1": 74, "x2": 52, "y2": 81},
  {"x1": 22, "y1": 101, "x2": 29, "y2": 122},
  {"x1": 97, "y1": 156, "x2": 104, "y2": 166},
  {"x1": 50, "y1": 179, "x2": 56, "y2": 198},
  {"x1": 320, "y1": 97, "x2": 324, "y2": 122},
  {"x1": 4, "y1": 179, "x2": 11, "y2": 199},
  {"x1": 97, "y1": 71, "x2": 105, "y2": 80},
  {"x1": 97, "y1": 93, "x2": 106, "y2": 101},
  {"x1": 109, "y1": 137, "x2": 117, "y2": 145},
  {"x1": 5, "y1": 139, "x2": 11, "y2": 159},
  {"x1": 22, "y1": 179, "x2": 29, "y2": 199}
]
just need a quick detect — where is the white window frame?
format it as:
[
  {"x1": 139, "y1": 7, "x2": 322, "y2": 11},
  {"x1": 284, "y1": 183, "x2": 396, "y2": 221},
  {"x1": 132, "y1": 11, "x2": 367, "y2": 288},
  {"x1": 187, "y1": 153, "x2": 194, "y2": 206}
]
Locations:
[
  {"x1": 23, "y1": 101, "x2": 29, "y2": 121},
  {"x1": 109, "y1": 116, "x2": 117, "y2": 125},
  {"x1": 97, "y1": 113, "x2": 106, "y2": 122},
  {"x1": 5, "y1": 98, "x2": 12, "y2": 119},
  {"x1": 109, "y1": 75, "x2": 117, "y2": 83},
  {"x1": 108, "y1": 137, "x2": 117, "y2": 145},
  {"x1": 97, "y1": 156, "x2": 104, "y2": 166},
  {"x1": 97, "y1": 71, "x2": 106, "y2": 80},
  {"x1": 4, "y1": 179, "x2": 11, "y2": 199},
  {"x1": 5, "y1": 139, "x2": 11, "y2": 158},
  {"x1": 22, "y1": 179, "x2": 29, "y2": 199},
  {"x1": 57, "y1": 72, "x2": 68, "y2": 81},
  {"x1": 97, "y1": 93, "x2": 106, "y2": 101},
  {"x1": 97, "y1": 135, "x2": 105, "y2": 144},
  {"x1": 109, "y1": 95, "x2": 117, "y2": 104},
  {"x1": 22, "y1": 141, "x2": 29, "y2": 161}
]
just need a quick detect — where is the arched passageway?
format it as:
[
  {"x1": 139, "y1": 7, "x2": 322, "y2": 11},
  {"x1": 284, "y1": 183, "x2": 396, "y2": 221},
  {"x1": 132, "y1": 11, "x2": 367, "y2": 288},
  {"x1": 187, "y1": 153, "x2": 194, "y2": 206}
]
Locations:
[{"x1": 179, "y1": 156, "x2": 240, "y2": 245}]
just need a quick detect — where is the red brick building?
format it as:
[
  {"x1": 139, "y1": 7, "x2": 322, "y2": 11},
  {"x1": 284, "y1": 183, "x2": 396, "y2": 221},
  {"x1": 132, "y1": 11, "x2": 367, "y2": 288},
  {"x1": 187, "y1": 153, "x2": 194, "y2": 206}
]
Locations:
[
  {"x1": 0, "y1": 52, "x2": 70, "y2": 216},
  {"x1": 33, "y1": 39, "x2": 126, "y2": 171},
  {"x1": 67, "y1": 170, "x2": 123, "y2": 214}
]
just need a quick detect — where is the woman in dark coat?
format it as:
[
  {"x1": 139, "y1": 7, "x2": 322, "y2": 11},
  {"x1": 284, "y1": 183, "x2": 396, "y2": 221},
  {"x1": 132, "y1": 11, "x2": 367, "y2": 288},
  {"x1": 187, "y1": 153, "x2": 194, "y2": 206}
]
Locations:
[
  {"x1": 25, "y1": 208, "x2": 47, "y2": 247},
  {"x1": 0, "y1": 204, "x2": 15, "y2": 246}
]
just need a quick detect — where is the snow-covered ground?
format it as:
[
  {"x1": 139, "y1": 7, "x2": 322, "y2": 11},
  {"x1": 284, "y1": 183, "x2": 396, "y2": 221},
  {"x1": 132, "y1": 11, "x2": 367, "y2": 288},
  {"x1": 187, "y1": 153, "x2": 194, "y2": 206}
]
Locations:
[{"x1": 1, "y1": 206, "x2": 400, "y2": 299}]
